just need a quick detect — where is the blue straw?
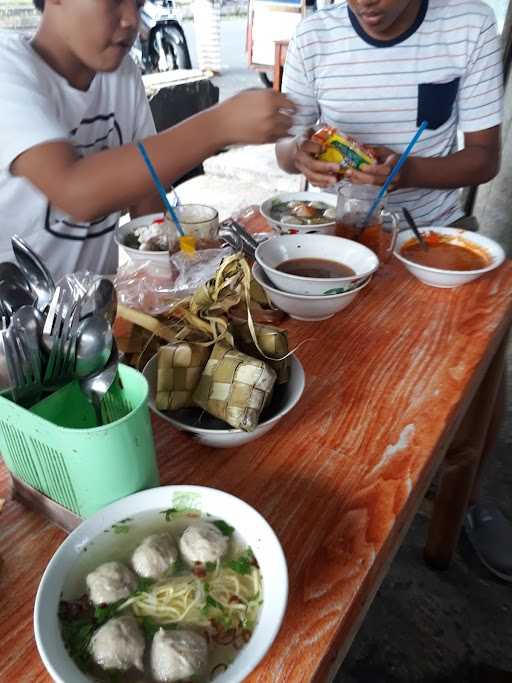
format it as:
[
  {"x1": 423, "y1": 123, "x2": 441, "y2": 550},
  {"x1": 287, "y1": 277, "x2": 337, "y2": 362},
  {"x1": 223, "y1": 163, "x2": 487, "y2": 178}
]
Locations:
[
  {"x1": 137, "y1": 142, "x2": 184, "y2": 236},
  {"x1": 363, "y1": 120, "x2": 429, "y2": 225}
]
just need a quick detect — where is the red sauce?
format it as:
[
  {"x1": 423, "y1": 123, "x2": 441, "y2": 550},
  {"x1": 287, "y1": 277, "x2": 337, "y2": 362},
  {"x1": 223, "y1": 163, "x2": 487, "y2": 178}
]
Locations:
[{"x1": 400, "y1": 234, "x2": 490, "y2": 271}]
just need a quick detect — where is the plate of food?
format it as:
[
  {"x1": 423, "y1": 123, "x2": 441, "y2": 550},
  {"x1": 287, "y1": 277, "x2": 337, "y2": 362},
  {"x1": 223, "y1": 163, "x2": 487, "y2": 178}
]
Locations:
[
  {"x1": 260, "y1": 192, "x2": 337, "y2": 235},
  {"x1": 34, "y1": 485, "x2": 288, "y2": 683}
]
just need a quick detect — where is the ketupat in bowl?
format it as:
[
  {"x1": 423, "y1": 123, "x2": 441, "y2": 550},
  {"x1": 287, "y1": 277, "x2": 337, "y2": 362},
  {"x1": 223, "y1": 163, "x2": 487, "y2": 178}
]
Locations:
[
  {"x1": 34, "y1": 485, "x2": 288, "y2": 683},
  {"x1": 143, "y1": 351, "x2": 305, "y2": 448},
  {"x1": 394, "y1": 227, "x2": 505, "y2": 288}
]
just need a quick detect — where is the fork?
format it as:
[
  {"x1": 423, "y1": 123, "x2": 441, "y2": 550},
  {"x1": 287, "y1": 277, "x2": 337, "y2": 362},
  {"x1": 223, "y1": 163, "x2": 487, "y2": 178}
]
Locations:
[{"x1": 43, "y1": 287, "x2": 64, "y2": 384}]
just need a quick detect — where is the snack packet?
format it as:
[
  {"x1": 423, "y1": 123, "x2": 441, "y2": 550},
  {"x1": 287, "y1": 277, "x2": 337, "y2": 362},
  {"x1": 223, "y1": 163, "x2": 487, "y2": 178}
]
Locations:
[{"x1": 310, "y1": 126, "x2": 376, "y2": 176}]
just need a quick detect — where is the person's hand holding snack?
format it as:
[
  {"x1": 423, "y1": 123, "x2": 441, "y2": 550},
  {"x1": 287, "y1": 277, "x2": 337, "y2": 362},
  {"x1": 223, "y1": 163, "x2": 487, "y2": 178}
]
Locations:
[
  {"x1": 293, "y1": 131, "x2": 340, "y2": 188},
  {"x1": 346, "y1": 145, "x2": 402, "y2": 190}
]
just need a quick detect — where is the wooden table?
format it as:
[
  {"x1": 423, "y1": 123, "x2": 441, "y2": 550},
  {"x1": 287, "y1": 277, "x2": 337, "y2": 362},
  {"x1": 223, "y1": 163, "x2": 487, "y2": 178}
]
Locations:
[{"x1": 2, "y1": 256, "x2": 512, "y2": 682}]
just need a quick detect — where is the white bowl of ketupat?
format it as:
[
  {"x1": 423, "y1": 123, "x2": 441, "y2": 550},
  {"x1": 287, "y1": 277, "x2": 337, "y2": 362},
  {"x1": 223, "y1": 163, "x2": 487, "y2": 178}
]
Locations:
[
  {"x1": 34, "y1": 485, "x2": 288, "y2": 683},
  {"x1": 143, "y1": 351, "x2": 305, "y2": 448}
]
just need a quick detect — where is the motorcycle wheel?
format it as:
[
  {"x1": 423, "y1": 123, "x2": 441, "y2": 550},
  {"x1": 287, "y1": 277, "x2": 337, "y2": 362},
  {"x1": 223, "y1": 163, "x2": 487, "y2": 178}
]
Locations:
[{"x1": 171, "y1": 40, "x2": 192, "y2": 70}]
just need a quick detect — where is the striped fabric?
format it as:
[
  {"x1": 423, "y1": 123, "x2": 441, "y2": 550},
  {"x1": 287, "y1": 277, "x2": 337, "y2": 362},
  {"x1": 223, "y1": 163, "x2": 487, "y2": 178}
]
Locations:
[{"x1": 282, "y1": 0, "x2": 503, "y2": 227}]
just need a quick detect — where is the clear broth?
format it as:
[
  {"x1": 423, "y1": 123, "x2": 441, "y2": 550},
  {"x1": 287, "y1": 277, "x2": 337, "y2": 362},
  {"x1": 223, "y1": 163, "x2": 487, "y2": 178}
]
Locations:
[
  {"x1": 60, "y1": 511, "x2": 261, "y2": 683},
  {"x1": 276, "y1": 257, "x2": 356, "y2": 278}
]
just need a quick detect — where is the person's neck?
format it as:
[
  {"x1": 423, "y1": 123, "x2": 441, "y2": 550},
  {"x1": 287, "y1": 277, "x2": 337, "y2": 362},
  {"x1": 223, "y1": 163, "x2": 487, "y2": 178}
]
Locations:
[
  {"x1": 31, "y1": 17, "x2": 95, "y2": 91},
  {"x1": 363, "y1": 0, "x2": 424, "y2": 41}
]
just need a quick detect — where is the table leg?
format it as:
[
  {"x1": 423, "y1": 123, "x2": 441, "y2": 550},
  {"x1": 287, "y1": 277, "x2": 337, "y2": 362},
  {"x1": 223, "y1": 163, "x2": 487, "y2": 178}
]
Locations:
[
  {"x1": 424, "y1": 334, "x2": 508, "y2": 570},
  {"x1": 273, "y1": 42, "x2": 284, "y2": 92}
]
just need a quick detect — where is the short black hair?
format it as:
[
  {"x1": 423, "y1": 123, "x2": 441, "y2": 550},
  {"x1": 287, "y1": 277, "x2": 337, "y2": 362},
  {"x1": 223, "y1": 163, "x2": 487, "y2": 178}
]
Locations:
[{"x1": 33, "y1": 0, "x2": 44, "y2": 10}]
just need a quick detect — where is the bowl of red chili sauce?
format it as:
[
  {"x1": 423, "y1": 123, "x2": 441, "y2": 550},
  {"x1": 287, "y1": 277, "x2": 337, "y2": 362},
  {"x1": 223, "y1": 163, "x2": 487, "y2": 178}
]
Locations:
[{"x1": 394, "y1": 227, "x2": 505, "y2": 288}]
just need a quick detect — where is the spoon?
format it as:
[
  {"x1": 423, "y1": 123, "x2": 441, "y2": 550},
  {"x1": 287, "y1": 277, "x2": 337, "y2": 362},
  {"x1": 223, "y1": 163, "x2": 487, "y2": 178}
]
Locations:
[
  {"x1": 0, "y1": 280, "x2": 36, "y2": 318},
  {"x1": 79, "y1": 342, "x2": 119, "y2": 427},
  {"x1": 75, "y1": 316, "x2": 113, "y2": 379},
  {"x1": 402, "y1": 208, "x2": 428, "y2": 252},
  {"x1": 81, "y1": 278, "x2": 117, "y2": 324},
  {"x1": 0, "y1": 262, "x2": 33, "y2": 295},
  {"x1": 12, "y1": 306, "x2": 44, "y2": 385},
  {"x1": 11, "y1": 235, "x2": 56, "y2": 312}
]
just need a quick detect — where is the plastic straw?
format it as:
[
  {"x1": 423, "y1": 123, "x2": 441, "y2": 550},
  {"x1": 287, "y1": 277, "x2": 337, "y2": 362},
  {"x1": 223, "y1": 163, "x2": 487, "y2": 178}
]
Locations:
[
  {"x1": 137, "y1": 142, "x2": 184, "y2": 236},
  {"x1": 363, "y1": 120, "x2": 428, "y2": 225}
]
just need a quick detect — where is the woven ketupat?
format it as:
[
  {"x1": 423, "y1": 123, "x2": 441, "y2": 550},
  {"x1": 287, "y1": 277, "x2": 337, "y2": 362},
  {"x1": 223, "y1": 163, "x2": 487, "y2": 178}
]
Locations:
[
  {"x1": 193, "y1": 342, "x2": 277, "y2": 431},
  {"x1": 156, "y1": 343, "x2": 211, "y2": 410},
  {"x1": 232, "y1": 320, "x2": 290, "y2": 384}
]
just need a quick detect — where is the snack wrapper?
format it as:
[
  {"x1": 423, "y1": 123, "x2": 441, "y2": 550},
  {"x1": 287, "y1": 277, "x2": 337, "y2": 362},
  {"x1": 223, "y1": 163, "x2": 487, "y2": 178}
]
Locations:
[{"x1": 310, "y1": 126, "x2": 376, "y2": 176}]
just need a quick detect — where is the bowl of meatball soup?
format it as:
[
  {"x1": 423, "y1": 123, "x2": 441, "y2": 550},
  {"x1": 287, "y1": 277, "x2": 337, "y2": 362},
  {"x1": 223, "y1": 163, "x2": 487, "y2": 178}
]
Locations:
[{"x1": 34, "y1": 485, "x2": 288, "y2": 683}]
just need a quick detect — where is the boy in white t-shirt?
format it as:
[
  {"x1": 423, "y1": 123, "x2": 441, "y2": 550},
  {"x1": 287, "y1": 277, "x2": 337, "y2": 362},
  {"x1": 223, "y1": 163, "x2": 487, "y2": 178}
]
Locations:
[
  {"x1": 0, "y1": 0, "x2": 295, "y2": 278},
  {"x1": 276, "y1": 0, "x2": 503, "y2": 228}
]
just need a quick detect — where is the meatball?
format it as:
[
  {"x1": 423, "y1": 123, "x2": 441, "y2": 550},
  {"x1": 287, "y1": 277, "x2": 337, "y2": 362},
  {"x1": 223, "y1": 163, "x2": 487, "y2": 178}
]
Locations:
[
  {"x1": 151, "y1": 629, "x2": 208, "y2": 683},
  {"x1": 179, "y1": 523, "x2": 229, "y2": 566},
  {"x1": 86, "y1": 561, "x2": 137, "y2": 606},
  {"x1": 90, "y1": 615, "x2": 145, "y2": 671},
  {"x1": 132, "y1": 533, "x2": 178, "y2": 580}
]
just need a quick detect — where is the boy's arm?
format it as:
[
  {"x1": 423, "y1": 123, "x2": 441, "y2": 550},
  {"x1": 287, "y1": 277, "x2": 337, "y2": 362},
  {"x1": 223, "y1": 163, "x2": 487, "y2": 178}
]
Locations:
[
  {"x1": 274, "y1": 30, "x2": 340, "y2": 184},
  {"x1": 12, "y1": 90, "x2": 294, "y2": 223},
  {"x1": 347, "y1": 126, "x2": 501, "y2": 190}
]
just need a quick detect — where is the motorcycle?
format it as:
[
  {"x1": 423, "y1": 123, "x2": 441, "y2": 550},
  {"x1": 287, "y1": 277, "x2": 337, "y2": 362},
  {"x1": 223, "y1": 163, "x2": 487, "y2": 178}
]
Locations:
[{"x1": 131, "y1": 0, "x2": 192, "y2": 74}]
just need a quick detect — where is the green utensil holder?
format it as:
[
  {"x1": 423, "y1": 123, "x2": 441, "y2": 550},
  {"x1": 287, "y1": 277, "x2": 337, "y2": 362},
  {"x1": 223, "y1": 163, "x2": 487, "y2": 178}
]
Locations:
[{"x1": 0, "y1": 364, "x2": 159, "y2": 518}]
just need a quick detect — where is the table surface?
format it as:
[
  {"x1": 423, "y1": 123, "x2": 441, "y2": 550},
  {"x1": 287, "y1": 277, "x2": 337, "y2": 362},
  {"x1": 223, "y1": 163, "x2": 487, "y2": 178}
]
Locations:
[{"x1": 2, "y1": 255, "x2": 512, "y2": 683}]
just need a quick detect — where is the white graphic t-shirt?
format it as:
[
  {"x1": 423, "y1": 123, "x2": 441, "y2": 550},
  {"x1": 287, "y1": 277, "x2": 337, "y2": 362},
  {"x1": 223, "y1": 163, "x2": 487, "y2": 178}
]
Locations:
[{"x1": 0, "y1": 31, "x2": 156, "y2": 279}]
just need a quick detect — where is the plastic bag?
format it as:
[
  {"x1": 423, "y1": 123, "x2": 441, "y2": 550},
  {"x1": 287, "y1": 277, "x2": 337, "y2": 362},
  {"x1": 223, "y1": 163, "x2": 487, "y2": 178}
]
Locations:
[{"x1": 114, "y1": 246, "x2": 232, "y2": 315}]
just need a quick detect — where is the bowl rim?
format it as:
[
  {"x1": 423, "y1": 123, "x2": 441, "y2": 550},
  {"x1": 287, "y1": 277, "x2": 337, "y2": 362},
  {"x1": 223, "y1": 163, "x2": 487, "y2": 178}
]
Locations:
[
  {"x1": 252, "y1": 261, "x2": 372, "y2": 300},
  {"x1": 114, "y1": 212, "x2": 169, "y2": 256},
  {"x1": 143, "y1": 353, "x2": 305, "y2": 435},
  {"x1": 260, "y1": 191, "x2": 337, "y2": 230},
  {"x1": 394, "y1": 227, "x2": 506, "y2": 276},
  {"x1": 34, "y1": 485, "x2": 289, "y2": 683},
  {"x1": 255, "y1": 234, "x2": 379, "y2": 283}
]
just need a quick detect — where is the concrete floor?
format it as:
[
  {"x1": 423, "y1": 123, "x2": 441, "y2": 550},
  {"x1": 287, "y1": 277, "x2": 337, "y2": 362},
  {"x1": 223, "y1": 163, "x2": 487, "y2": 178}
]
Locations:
[{"x1": 333, "y1": 340, "x2": 512, "y2": 683}]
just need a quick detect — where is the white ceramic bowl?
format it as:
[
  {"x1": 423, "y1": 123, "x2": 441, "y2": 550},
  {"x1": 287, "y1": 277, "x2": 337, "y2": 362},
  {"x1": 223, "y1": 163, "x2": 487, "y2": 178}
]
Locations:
[
  {"x1": 253, "y1": 262, "x2": 371, "y2": 321},
  {"x1": 34, "y1": 486, "x2": 288, "y2": 683},
  {"x1": 115, "y1": 213, "x2": 172, "y2": 276},
  {"x1": 34, "y1": 485, "x2": 288, "y2": 683},
  {"x1": 255, "y1": 234, "x2": 379, "y2": 296},
  {"x1": 260, "y1": 191, "x2": 337, "y2": 235},
  {"x1": 143, "y1": 351, "x2": 305, "y2": 448},
  {"x1": 394, "y1": 227, "x2": 506, "y2": 288}
]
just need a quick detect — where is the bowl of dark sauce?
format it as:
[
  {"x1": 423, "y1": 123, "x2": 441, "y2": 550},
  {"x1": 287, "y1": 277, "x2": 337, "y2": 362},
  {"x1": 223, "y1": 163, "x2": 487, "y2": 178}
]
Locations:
[{"x1": 255, "y1": 234, "x2": 379, "y2": 295}]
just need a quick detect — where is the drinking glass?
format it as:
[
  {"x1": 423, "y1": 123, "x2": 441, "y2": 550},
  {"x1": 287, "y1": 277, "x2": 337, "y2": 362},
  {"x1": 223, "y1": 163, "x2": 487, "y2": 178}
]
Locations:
[
  {"x1": 335, "y1": 182, "x2": 400, "y2": 263},
  {"x1": 168, "y1": 204, "x2": 219, "y2": 253}
]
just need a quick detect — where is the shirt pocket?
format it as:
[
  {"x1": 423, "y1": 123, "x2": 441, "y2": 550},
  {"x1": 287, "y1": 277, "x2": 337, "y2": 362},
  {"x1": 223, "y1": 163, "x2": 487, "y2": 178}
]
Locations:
[{"x1": 417, "y1": 78, "x2": 460, "y2": 130}]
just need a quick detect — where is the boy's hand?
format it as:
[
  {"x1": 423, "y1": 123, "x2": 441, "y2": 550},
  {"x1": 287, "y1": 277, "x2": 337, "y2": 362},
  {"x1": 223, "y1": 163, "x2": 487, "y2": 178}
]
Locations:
[
  {"x1": 293, "y1": 133, "x2": 339, "y2": 188},
  {"x1": 345, "y1": 145, "x2": 403, "y2": 190},
  {"x1": 221, "y1": 89, "x2": 297, "y2": 144}
]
